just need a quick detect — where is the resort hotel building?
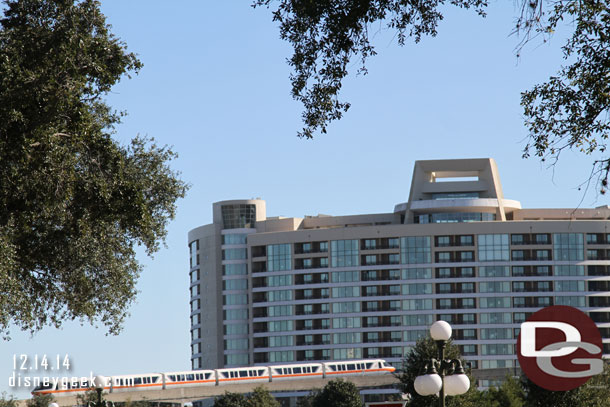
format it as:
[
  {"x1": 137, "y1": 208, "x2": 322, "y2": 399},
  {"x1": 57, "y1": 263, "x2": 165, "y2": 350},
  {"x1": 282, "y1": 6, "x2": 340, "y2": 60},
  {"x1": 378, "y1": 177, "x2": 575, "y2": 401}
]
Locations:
[{"x1": 187, "y1": 158, "x2": 610, "y2": 386}]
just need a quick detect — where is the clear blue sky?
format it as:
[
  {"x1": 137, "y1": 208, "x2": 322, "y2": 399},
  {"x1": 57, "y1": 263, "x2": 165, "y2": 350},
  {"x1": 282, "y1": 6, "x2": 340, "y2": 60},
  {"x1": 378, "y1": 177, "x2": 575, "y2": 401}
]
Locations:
[{"x1": 2, "y1": 0, "x2": 606, "y2": 399}]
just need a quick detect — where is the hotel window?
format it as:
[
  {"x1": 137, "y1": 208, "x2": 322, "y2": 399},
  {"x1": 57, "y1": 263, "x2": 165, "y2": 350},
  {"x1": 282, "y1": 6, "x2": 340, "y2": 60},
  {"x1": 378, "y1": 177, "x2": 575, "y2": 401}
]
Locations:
[
  {"x1": 333, "y1": 332, "x2": 362, "y2": 344},
  {"x1": 438, "y1": 299, "x2": 452, "y2": 309},
  {"x1": 405, "y1": 330, "x2": 428, "y2": 341},
  {"x1": 225, "y1": 323, "x2": 248, "y2": 335},
  {"x1": 222, "y1": 234, "x2": 248, "y2": 245},
  {"x1": 404, "y1": 314, "x2": 433, "y2": 326},
  {"x1": 365, "y1": 255, "x2": 377, "y2": 265},
  {"x1": 480, "y1": 297, "x2": 511, "y2": 308},
  {"x1": 388, "y1": 238, "x2": 399, "y2": 248},
  {"x1": 320, "y1": 241, "x2": 329, "y2": 252},
  {"x1": 555, "y1": 296, "x2": 586, "y2": 307},
  {"x1": 513, "y1": 297, "x2": 526, "y2": 308},
  {"x1": 401, "y1": 236, "x2": 431, "y2": 264},
  {"x1": 403, "y1": 283, "x2": 432, "y2": 295},
  {"x1": 480, "y1": 312, "x2": 512, "y2": 324},
  {"x1": 511, "y1": 234, "x2": 525, "y2": 245},
  {"x1": 481, "y1": 344, "x2": 514, "y2": 355},
  {"x1": 512, "y1": 250, "x2": 525, "y2": 261},
  {"x1": 225, "y1": 309, "x2": 248, "y2": 320},
  {"x1": 389, "y1": 254, "x2": 400, "y2": 264},
  {"x1": 267, "y1": 290, "x2": 292, "y2": 302},
  {"x1": 223, "y1": 279, "x2": 247, "y2": 290},
  {"x1": 189, "y1": 240, "x2": 199, "y2": 268},
  {"x1": 555, "y1": 265, "x2": 585, "y2": 276},
  {"x1": 403, "y1": 299, "x2": 433, "y2": 310},
  {"x1": 512, "y1": 282, "x2": 525, "y2": 292},
  {"x1": 365, "y1": 301, "x2": 379, "y2": 311},
  {"x1": 267, "y1": 244, "x2": 291, "y2": 271},
  {"x1": 437, "y1": 236, "x2": 451, "y2": 247},
  {"x1": 480, "y1": 281, "x2": 510, "y2": 293},
  {"x1": 332, "y1": 317, "x2": 361, "y2": 329},
  {"x1": 224, "y1": 294, "x2": 248, "y2": 305},
  {"x1": 267, "y1": 321, "x2": 293, "y2": 332},
  {"x1": 332, "y1": 270, "x2": 360, "y2": 282},
  {"x1": 481, "y1": 328, "x2": 513, "y2": 340},
  {"x1": 535, "y1": 234, "x2": 550, "y2": 244},
  {"x1": 459, "y1": 252, "x2": 474, "y2": 262},
  {"x1": 269, "y1": 351, "x2": 294, "y2": 363},
  {"x1": 461, "y1": 298, "x2": 475, "y2": 308},
  {"x1": 366, "y1": 316, "x2": 379, "y2": 327},
  {"x1": 302, "y1": 243, "x2": 312, "y2": 253},
  {"x1": 553, "y1": 233, "x2": 584, "y2": 261},
  {"x1": 438, "y1": 284, "x2": 451, "y2": 294},
  {"x1": 331, "y1": 240, "x2": 359, "y2": 267},
  {"x1": 268, "y1": 305, "x2": 293, "y2": 317},
  {"x1": 459, "y1": 235, "x2": 474, "y2": 246},
  {"x1": 462, "y1": 314, "x2": 476, "y2": 324},
  {"x1": 535, "y1": 250, "x2": 550, "y2": 260},
  {"x1": 555, "y1": 280, "x2": 585, "y2": 292},
  {"x1": 538, "y1": 297, "x2": 551, "y2": 307},
  {"x1": 538, "y1": 281, "x2": 551, "y2": 291},
  {"x1": 223, "y1": 263, "x2": 248, "y2": 275},
  {"x1": 477, "y1": 234, "x2": 509, "y2": 261},
  {"x1": 303, "y1": 259, "x2": 312, "y2": 269},
  {"x1": 364, "y1": 239, "x2": 377, "y2": 250},
  {"x1": 438, "y1": 268, "x2": 451, "y2": 278},
  {"x1": 437, "y1": 252, "x2": 451, "y2": 263},
  {"x1": 332, "y1": 286, "x2": 360, "y2": 298},
  {"x1": 332, "y1": 301, "x2": 361, "y2": 313},
  {"x1": 267, "y1": 274, "x2": 292, "y2": 287},
  {"x1": 460, "y1": 267, "x2": 474, "y2": 277},
  {"x1": 320, "y1": 257, "x2": 329, "y2": 268},
  {"x1": 223, "y1": 248, "x2": 247, "y2": 260},
  {"x1": 333, "y1": 348, "x2": 362, "y2": 360},
  {"x1": 403, "y1": 268, "x2": 432, "y2": 279},
  {"x1": 513, "y1": 312, "x2": 528, "y2": 323},
  {"x1": 480, "y1": 266, "x2": 510, "y2": 277}
]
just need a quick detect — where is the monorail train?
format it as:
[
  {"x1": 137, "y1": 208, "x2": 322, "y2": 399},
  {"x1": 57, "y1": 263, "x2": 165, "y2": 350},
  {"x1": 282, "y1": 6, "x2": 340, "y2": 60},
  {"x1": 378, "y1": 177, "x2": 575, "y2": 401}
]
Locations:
[{"x1": 32, "y1": 359, "x2": 395, "y2": 396}]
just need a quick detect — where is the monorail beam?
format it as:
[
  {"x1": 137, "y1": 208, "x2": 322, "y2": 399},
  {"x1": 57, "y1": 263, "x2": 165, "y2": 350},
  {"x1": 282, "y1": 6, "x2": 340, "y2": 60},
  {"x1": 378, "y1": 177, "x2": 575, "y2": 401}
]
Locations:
[{"x1": 25, "y1": 375, "x2": 400, "y2": 407}]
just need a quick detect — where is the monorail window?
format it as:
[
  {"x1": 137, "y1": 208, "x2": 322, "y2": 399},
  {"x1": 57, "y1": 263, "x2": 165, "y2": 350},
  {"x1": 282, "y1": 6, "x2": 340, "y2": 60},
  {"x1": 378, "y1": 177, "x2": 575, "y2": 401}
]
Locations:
[
  {"x1": 366, "y1": 363, "x2": 373, "y2": 369},
  {"x1": 258, "y1": 369, "x2": 265, "y2": 375},
  {"x1": 347, "y1": 364, "x2": 355, "y2": 370},
  {"x1": 293, "y1": 367, "x2": 301, "y2": 374},
  {"x1": 153, "y1": 376, "x2": 159, "y2": 383},
  {"x1": 239, "y1": 371, "x2": 247, "y2": 378},
  {"x1": 187, "y1": 374, "x2": 194, "y2": 381},
  {"x1": 134, "y1": 378, "x2": 142, "y2": 385}
]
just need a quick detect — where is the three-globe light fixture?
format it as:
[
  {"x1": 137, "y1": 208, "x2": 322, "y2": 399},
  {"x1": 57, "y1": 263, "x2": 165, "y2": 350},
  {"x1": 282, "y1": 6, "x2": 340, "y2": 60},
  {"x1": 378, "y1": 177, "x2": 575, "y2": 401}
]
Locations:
[{"x1": 413, "y1": 321, "x2": 470, "y2": 407}]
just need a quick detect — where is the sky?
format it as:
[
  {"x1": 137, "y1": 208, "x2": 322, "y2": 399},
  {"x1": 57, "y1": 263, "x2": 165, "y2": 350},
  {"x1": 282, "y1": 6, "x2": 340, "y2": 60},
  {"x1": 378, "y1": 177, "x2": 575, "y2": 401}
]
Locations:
[{"x1": 2, "y1": 0, "x2": 607, "y2": 399}]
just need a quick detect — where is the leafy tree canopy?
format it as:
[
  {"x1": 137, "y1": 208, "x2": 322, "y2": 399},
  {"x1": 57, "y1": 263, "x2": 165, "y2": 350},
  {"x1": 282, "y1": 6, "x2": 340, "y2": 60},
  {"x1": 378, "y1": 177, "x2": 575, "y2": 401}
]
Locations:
[
  {"x1": 254, "y1": 0, "x2": 610, "y2": 191},
  {"x1": 213, "y1": 392, "x2": 248, "y2": 407},
  {"x1": 399, "y1": 337, "x2": 477, "y2": 407},
  {"x1": 310, "y1": 379, "x2": 362, "y2": 407},
  {"x1": 247, "y1": 386, "x2": 281, "y2": 407},
  {"x1": 521, "y1": 362, "x2": 610, "y2": 407},
  {"x1": 0, "y1": 0, "x2": 187, "y2": 338},
  {"x1": 0, "y1": 393, "x2": 18, "y2": 407},
  {"x1": 26, "y1": 394, "x2": 55, "y2": 407},
  {"x1": 213, "y1": 387, "x2": 279, "y2": 407}
]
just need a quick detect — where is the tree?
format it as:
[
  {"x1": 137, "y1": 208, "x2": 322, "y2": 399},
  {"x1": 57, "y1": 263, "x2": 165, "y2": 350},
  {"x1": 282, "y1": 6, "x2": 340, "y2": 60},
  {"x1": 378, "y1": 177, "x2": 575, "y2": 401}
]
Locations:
[
  {"x1": 399, "y1": 337, "x2": 477, "y2": 407},
  {"x1": 0, "y1": 393, "x2": 18, "y2": 407},
  {"x1": 521, "y1": 362, "x2": 610, "y2": 407},
  {"x1": 254, "y1": 1, "x2": 610, "y2": 191},
  {"x1": 26, "y1": 394, "x2": 55, "y2": 407},
  {"x1": 310, "y1": 379, "x2": 362, "y2": 407},
  {"x1": 0, "y1": 0, "x2": 187, "y2": 338},
  {"x1": 247, "y1": 386, "x2": 281, "y2": 407},
  {"x1": 213, "y1": 392, "x2": 248, "y2": 407}
]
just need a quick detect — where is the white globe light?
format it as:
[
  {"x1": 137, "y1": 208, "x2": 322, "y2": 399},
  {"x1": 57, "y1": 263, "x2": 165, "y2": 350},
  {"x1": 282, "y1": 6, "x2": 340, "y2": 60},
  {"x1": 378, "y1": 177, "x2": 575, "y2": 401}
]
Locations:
[
  {"x1": 414, "y1": 373, "x2": 442, "y2": 396},
  {"x1": 444, "y1": 374, "x2": 470, "y2": 395},
  {"x1": 49, "y1": 403, "x2": 59, "y2": 407},
  {"x1": 430, "y1": 320, "x2": 452, "y2": 341},
  {"x1": 93, "y1": 375, "x2": 107, "y2": 389}
]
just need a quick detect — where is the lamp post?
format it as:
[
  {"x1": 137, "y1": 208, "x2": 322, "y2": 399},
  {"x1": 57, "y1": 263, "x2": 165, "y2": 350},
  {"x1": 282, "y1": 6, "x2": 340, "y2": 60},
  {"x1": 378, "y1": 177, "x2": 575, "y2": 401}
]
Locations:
[
  {"x1": 89, "y1": 376, "x2": 110, "y2": 407},
  {"x1": 413, "y1": 321, "x2": 470, "y2": 407}
]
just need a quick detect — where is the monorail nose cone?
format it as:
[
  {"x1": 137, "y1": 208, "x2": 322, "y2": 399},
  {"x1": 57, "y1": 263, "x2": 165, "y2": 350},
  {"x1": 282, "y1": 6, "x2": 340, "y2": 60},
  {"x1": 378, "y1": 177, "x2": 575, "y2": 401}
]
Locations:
[{"x1": 94, "y1": 375, "x2": 107, "y2": 389}]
